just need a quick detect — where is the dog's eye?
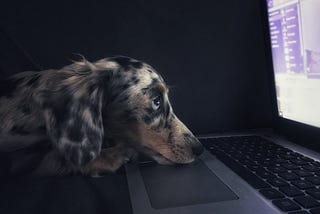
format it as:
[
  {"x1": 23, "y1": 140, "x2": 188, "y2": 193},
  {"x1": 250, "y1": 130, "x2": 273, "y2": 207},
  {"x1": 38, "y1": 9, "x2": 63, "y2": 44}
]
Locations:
[{"x1": 152, "y1": 96, "x2": 161, "y2": 111}]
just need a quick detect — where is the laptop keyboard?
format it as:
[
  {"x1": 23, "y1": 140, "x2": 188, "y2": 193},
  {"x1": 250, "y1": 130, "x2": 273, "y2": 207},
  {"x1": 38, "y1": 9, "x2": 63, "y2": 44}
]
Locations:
[{"x1": 201, "y1": 135, "x2": 320, "y2": 214}]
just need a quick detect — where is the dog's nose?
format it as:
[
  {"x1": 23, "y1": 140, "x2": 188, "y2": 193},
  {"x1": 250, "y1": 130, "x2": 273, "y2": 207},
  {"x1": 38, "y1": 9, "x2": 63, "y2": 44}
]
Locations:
[
  {"x1": 183, "y1": 133, "x2": 204, "y2": 156},
  {"x1": 192, "y1": 144, "x2": 204, "y2": 156}
]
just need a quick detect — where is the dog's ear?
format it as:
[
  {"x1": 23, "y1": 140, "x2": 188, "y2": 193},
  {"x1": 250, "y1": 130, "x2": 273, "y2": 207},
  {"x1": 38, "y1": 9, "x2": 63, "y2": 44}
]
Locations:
[{"x1": 37, "y1": 78, "x2": 106, "y2": 167}]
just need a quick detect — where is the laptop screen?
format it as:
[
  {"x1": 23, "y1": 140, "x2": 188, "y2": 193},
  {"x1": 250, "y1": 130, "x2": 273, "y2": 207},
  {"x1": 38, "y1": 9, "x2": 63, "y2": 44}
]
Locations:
[{"x1": 266, "y1": 0, "x2": 320, "y2": 128}]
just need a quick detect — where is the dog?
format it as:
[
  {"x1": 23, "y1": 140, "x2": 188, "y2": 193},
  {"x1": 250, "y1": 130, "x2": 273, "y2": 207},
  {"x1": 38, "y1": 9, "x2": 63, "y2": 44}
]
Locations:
[{"x1": 0, "y1": 56, "x2": 203, "y2": 176}]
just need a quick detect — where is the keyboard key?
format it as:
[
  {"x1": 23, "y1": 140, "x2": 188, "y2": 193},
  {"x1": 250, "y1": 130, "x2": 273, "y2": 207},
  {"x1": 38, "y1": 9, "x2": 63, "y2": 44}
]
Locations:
[
  {"x1": 267, "y1": 178, "x2": 289, "y2": 187},
  {"x1": 275, "y1": 158, "x2": 288, "y2": 163},
  {"x1": 251, "y1": 156, "x2": 265, "y2": 161},
  {"x1": 272, "y1": 199, "x2": 301, "y2": 212},
  {"x1": 294, "y1": 196, "x2": 320, "y2": 208},
  {"x1": 215, "y1": 154, "x2": 270, "y2": 189},
  {"x1": 292, "y1": 180, "x2": 315, "y2": 189},
  {"x1": 268, "y1": 166, "x2": 287, "y2": 173},
  {"x1": 247, "y1": 165, "x2": 260, "y2": 171},
  {"x1": 259, "y1": 188, "x2": 284, "y2": 199},
  {"x1": 281, "y1": 154, "x2": 296, "y2": 160},
  {"x1": 206, "y1": 145, "x2": 217, "y2": 151},
  {"x1": 306, "y1": 176, "x2": 320, "y2": 185},
  {"x1": 291, "y1": 159, "x2": 310, "y2": 166},
  {"x1": 232, "y1": 154, "x2": 243, "y2": 160},
  {"x1": 292, "y1": 152, "x2": 304, "y2": 157},
  {"x1": 260, "y1": 161, "x2": 275, "y2": 167},
  {"x1": 306, "y1": 188, "x2": 320, "y2": 200},
  {"x1": 280, "y1": 186, "x2": 304, "y2": 197},
  {"x1": 303, "y1": 165, "x2": 320, "y2": 172},
  {"x1": 279, "y1": 172, "x2": 300, "y2": 181},
  {"x1": 275, "y1": 150, "x2": 286, "y2": 155},
  {"x1": 256, "y1": 169, "x2": 276, "y2": 179},
  {"x1": 311, "y1": 208, "x2": 320, "y2": 214},
  {"x1": 294, "y1": 170, "x2": 314, "y2": 177},
  {"x1": 282, "y1": 163, "x2": 300, "y2": 170},
  {"x1": 300, "y1": 156, "x2": 314, "y2": 162},
  {"x1": 239, "y1": 159, "x2": 256, "y2": 166}
]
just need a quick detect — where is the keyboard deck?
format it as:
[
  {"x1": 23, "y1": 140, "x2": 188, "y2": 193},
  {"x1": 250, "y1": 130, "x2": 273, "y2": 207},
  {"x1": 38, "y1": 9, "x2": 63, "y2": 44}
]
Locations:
[{"x1": 201, "y1": 135, "x2": 320, "y2": 214}]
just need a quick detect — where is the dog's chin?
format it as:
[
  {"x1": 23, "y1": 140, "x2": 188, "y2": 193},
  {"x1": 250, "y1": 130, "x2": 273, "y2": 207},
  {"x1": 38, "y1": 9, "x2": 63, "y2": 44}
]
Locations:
[
  {"x1": 151, "y1": 153, "x2": 195, "y2": 165},
  {"x1": 151, "y1": 154, "x2": 175, "y2": 165},
  {"x1": 141, "y1": 147, "x2": 195, "y2": 165}
]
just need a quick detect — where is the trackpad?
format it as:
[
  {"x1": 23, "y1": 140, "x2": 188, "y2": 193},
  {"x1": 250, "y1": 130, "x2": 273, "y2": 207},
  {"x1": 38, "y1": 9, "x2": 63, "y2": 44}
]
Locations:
[{"x1": 140, "y1": 159, "x2": 238, "y2": 209}]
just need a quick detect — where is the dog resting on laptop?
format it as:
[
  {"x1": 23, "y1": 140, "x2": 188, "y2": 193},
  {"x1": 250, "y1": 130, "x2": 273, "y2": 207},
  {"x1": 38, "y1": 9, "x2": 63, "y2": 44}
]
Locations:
[{"x1": 0, "y1": 56, "x2": 203, "y2": 176}]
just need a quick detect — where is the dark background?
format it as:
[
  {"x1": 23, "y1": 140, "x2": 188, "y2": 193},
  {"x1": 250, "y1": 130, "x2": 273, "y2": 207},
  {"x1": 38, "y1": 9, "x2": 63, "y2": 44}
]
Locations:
[
  {"x1": 0, "y1": 0, "x2": 272, "y2": 135},
  {"x1": 2, "y1": 2, "x2": 320, "y2": 214},
  {"x1": 0, "y1": 1, "x2": 279, "y2": 214}
]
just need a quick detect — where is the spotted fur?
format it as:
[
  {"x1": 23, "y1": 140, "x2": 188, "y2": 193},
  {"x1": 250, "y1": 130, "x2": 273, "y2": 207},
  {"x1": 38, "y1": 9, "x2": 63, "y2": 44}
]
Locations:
[{"x1": 0, "y1": 56, "x2": 203, "y2": 176}]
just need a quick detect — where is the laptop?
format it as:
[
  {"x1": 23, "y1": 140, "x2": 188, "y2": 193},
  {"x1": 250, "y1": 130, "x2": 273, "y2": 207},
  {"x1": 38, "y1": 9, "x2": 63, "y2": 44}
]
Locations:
[{"x1": 125, "y1": 0, "x2": 320, "y2": 213}]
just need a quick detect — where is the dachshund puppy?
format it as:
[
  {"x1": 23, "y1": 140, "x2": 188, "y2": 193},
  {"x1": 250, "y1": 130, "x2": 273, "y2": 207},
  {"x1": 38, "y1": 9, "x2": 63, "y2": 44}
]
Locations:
[{"x1": 0, "y1": 56, "x2": 203, "y2": 176}]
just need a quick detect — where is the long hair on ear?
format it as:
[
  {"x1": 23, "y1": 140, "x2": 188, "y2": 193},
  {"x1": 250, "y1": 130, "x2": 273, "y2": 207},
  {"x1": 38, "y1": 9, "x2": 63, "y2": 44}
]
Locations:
[{"x1": 35, "y1": 57, "x2": 114, "y2": 167}]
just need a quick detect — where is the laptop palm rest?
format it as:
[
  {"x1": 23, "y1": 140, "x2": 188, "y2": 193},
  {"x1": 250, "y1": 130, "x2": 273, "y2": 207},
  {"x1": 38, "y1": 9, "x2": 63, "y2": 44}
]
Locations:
[{"x1": 139, "y1": 159, "x2": 238, "y2": 209}]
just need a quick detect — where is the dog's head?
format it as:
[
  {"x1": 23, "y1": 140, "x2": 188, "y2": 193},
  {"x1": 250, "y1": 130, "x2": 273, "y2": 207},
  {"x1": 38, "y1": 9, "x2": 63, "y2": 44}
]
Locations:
[
  {"x1": 37, "y1": 56, "x2": 203, "y2": 166},
  {"x1": 100, "y1": 56, "x2": 203, "y2": 164}
]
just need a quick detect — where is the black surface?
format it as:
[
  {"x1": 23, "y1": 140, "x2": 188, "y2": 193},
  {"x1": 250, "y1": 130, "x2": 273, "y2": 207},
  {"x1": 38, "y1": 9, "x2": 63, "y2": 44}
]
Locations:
[
  {"x1": 0, "y1": 167, "x2": 133, "y2": 214},
  {"x1": 0, "y1": 30, "x2": 40, "y2": 79},
  {"x1": 311, "y1": 208, "x2": 320, "y2": 214},
  {"x1": 294, "y1": 196, "x2": 320, "y2": 209},
  {"x1": 0, "y1": 30, "x2": 40, "y2": 96},
  {"x1": 307, "y1": 189, "x2": 320, "y2": 200},
  {"x1": 259, "y1": 188, "x2": 284, "y2": 199},
  {"x1": 266, "y1": 178, "x2": 289, "y2": 187},
  {"x1": 272, "y1": 199, "x2": 301, "y2": 212},
  {"x1": 292, "y1": 180, "x2": 314, "y2": 190},
  {"x1": 139, "y1": 160, "x2": 238, "y2": 209},
  {"x1": 278, "y1": 172, "x2": 300, "y2": 181},
  {"x1": 280, "y1": 186, "x2": 304, "y2": 197},
  {"x1": 0, "y1": 0, "x2": 273, "y2": 134},
  {"x1": 306, "y1": 177, "x2": 320, "y2": 185}
]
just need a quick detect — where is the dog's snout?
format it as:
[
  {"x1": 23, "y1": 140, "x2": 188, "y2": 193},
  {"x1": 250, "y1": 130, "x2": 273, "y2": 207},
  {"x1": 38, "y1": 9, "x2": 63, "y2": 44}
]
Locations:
[
  {"x1": 192, "y1": 144, "x2": 204, "y2": 156},
  {"x1": 183, "y1": 133, "x2": 204, "y2": 156}
]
